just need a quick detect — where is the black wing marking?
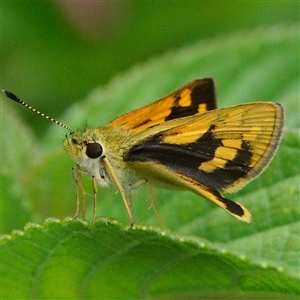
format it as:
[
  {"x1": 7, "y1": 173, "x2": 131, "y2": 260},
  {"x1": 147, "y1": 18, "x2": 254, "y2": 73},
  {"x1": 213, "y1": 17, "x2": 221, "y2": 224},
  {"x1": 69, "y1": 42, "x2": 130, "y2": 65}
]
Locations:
[{"x1": 125, "y1": 127, "x2": 252, "y2": 191}]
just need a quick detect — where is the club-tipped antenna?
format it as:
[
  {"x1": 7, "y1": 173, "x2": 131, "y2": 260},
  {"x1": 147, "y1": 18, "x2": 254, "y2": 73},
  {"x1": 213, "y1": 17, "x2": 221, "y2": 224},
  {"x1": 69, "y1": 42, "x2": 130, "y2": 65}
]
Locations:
[{"x1": 2, "y1": 90, "x2": 74, "y2": 134}]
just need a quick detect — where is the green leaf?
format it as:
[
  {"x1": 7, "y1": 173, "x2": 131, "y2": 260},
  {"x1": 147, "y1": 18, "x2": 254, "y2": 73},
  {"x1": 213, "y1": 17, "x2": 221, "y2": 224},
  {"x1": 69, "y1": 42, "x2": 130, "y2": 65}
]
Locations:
[
  {"x1": 1, "y1": 24, "x2": 299, "y2": 298},
  {"x1": 2, "y1": 219, "x2": 299, "y2": 299}
]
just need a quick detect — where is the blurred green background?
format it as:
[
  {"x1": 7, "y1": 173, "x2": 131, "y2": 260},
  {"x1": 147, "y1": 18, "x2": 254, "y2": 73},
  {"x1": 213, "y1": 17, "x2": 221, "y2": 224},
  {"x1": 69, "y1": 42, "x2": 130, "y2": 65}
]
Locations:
[{"x1": 2, "y1": 2, "x2": 299, "y2": 136}]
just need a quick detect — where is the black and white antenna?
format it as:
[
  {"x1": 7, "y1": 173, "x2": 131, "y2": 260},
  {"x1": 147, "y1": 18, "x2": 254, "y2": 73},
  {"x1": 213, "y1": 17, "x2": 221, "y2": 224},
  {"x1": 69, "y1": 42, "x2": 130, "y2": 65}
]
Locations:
[{"x1": 2, "y1": 90, "x2": 74, "y2": 134}]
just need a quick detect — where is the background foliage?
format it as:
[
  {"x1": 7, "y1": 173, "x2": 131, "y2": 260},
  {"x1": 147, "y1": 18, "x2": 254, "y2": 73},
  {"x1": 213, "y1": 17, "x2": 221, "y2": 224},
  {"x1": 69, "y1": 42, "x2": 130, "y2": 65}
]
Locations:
[
  {"x1": 1, "y1": 3, "x2": 299, "y2": 299},
  {"x1": 2, "y1": 2, "x2": 299, "y2": 135}
]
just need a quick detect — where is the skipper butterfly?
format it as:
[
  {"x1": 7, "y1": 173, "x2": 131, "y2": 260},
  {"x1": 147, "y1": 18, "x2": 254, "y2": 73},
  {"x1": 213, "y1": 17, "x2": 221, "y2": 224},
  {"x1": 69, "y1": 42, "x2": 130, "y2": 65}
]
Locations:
[{"x1": 3, "y1": 78, "x2": 284, "y2": 227}]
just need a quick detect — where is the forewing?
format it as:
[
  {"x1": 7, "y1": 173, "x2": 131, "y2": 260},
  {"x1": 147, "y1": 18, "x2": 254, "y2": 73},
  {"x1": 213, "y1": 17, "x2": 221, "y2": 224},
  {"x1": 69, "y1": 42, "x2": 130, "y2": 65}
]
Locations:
[
  {"x1": 124, "y1": 102, "x2": 284, "y2": 221},
  {"x1": 110, "y1": 78, "x2": 217, "y2": 133}
]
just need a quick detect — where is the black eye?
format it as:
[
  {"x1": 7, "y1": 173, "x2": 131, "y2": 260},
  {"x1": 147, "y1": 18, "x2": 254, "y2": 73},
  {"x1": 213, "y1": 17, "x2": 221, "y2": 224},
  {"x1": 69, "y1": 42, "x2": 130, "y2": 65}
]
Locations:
[{"x1": 86, "y1": 142, "x2": 103, "y2": 158}]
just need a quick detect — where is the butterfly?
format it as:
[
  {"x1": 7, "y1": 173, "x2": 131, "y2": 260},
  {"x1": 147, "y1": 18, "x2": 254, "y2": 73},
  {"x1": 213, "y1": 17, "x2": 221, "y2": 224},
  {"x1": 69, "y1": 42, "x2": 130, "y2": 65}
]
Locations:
[{"x1": 3, "y1": 78, "x2": 284, "y2": 227}]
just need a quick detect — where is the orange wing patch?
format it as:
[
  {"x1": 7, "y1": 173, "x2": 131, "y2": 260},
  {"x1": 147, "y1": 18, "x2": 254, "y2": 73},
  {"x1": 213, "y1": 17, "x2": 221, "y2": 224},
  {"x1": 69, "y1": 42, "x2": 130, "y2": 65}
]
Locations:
[{"x1": 110, "y1": 78, "x2": 217, "y2": 132}]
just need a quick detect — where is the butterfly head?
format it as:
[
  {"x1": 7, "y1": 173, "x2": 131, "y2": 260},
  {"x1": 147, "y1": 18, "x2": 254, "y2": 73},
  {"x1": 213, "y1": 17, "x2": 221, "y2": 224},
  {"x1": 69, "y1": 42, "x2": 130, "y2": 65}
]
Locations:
[
  {"x1": 63, "y1": 129, "x2": 112, "y2": 186},
  {"x1": 64, "y1": 129, "x2": 106, "y2": 163}
]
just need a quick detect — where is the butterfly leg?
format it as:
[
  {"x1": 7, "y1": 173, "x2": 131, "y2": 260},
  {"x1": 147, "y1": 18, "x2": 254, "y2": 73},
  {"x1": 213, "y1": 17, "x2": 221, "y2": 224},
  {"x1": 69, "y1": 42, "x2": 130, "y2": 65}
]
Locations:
[
  {"x1": 145, "y1": 182, "x2": 165, "y2": 227},
  {"x1": 72, "y1": 165, "x2": 95, "y2": 220},
  {"x1": 91, "y1": 176, "x2": 98, "y2": 223},
  {"x1": 103, "y1": 156, "x2": 134, "y2": 228},
  {"x1": 130, "y1": 179, "x2": 164, "y2": 227},
  {"x1": 72, "y1": 166, "x2": 81, "y2": 219}
]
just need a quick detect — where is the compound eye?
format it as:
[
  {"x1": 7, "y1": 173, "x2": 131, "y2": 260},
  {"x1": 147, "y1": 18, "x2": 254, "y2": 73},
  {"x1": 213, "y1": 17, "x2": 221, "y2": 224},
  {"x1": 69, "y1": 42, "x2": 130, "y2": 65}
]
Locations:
[{"x1": 86, "y1": 142, "x2": 103, "y2": 159}]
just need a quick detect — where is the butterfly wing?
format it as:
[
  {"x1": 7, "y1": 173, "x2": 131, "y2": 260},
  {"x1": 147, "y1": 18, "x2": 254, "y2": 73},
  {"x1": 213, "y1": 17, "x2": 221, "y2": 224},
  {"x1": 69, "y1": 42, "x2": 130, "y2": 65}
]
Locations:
[
  {"x1": 123, "y1": 102, "x2": 284, "y2": 222},
  {"x1": 110, "y1": 78, "x2": 217, "y2": 133}
]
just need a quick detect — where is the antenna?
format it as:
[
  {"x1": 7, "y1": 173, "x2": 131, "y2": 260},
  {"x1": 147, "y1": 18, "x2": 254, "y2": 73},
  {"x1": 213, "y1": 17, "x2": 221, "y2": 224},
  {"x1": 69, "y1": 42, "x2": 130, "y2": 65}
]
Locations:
[{"x1": 2, "y1": 90, "x2": 74, "y2": 134}]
